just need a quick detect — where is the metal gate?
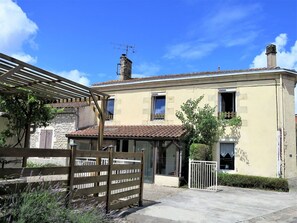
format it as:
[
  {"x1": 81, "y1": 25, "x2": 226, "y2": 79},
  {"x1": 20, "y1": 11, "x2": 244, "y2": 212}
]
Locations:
[{"x1": 188, "y1": 160, "x2": 217, "y2": 191}]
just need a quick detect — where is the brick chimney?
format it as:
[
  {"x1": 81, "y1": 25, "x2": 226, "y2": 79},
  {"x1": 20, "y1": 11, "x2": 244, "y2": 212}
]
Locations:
[
  {"x1": 266, "y1": 44, "x2": 277, "y2": 68},
  {"x1": 119, "y1": 54, "x2": 132, "y2": 80}
]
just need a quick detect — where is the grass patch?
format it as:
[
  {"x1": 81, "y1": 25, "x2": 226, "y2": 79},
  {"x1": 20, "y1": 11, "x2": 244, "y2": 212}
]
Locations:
[{"x1": 218, "y1": 173, "x2": 289, "y2": 192}]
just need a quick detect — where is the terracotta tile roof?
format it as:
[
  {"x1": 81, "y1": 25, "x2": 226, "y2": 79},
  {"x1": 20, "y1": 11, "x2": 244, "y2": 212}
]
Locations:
[
  {"x1": 51, "y1": 102, "x2": 89, "y2": 108},
  {"x1": 66, "y1": 125, "x2": 187, "y2": 140},
  {"x1": 92, "y1": 67, "x2": 281, "y2": 86}
]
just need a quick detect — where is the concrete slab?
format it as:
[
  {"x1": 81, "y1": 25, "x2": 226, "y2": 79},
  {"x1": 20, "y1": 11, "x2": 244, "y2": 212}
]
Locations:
[{"x1": 124, "y1": 185, "x2": 297, "y2": 223}]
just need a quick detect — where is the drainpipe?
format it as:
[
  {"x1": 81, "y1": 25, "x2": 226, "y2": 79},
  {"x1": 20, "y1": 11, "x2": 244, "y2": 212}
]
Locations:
[
  {"x1": 275, "y1": 79, "x2": 281, "y2": 177},
  {"x1": 280, "y1": 74, "x2": 285, "y2": 178}
]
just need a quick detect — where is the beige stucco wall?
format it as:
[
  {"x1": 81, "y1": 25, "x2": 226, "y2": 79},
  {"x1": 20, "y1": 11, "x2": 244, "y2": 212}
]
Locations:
[
  {"x1": 282, "y1": 76, "x2": 297, "y2": 178},
  {"x1": 222, "y1": 82, "x2": 278, "y2": 177},
  {"x1": 95, "y1": 72, "x2": 297, "y2": 179},
  {"x1": 78, "y1": 106, "x2": 96, "y2": 129}
]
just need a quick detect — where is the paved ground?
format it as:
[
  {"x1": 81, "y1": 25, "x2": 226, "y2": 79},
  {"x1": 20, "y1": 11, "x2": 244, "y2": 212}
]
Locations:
[{"x1": 123, "y1": 184, "x2": 297, "y2": 223}]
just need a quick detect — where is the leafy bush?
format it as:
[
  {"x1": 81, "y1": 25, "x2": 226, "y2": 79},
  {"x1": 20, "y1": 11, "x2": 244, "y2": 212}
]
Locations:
[
  {"x1": 190, "y1": 143, "x2": 212, "y2": 160},
  {"x1": 26, "y1": 161, "x2": 59, "y2": 168},
  {"x1": 218, "y1": 173, "x2": 289, "y2": 192},
  {"x1": 0, "y1": 184, "x2": 112, "y2": 223}
]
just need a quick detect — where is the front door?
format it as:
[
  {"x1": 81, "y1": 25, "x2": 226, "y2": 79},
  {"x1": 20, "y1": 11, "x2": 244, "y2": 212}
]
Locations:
[{"x1": 136, "y1": 141, "x2": 154, "y2": 183}]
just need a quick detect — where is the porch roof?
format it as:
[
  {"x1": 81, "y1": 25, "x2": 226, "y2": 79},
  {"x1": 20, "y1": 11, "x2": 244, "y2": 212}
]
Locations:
[{"x1": 66, "y1": 125, "x2": 187, "y2": 140}]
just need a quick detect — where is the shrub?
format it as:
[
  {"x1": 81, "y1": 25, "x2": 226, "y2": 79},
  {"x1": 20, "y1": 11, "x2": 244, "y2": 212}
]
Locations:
[
  {"x1": 218, "y1": 173, "x2": 289, "y2": 192},
  {"x1": 0, "y1": 184, "x2": 113, "y2": 223},
  {"x1": 190, "y1": 143, "x2": 212, "y2": 160},
  {"x1": 26, "y1": 161, "x2": 59, "y2": 168}
]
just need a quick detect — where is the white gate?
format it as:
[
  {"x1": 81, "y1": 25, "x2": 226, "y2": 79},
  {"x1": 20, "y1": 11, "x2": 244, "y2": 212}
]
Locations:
[{"x1": 188, "y1": 160, "x2": 217, "y2": 191}]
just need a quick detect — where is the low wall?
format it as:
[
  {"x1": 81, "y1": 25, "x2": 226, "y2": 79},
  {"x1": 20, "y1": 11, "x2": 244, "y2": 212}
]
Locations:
[{"x1": 154, "y1": 175, "x2": 180, "y2": 187}]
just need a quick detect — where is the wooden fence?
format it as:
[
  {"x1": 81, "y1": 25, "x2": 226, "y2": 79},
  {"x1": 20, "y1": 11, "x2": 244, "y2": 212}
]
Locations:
[{"x1": 0, "y1": 147, "x2": 144, "y2": 212}]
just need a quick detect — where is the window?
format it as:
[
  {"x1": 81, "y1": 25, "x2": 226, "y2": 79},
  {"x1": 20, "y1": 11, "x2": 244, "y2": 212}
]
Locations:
[
  {"x1": 39, "y1": 130, "x2": 53, "y2": 148},
  {"x1": 220, "y1": 143, "x2": 235, "y2": 170},
  {"x1": 219, "y1": 91, "x2": 236, "y2": 119},
  {"x1": 151, "y1": 94, "x2": 166, "y2": 120},
  {"x1": 106, "y1": 98, "x2": 114, "y2": 120},
  {"x1": 156, "y1": 141, "x2": 177, "y2": 176}
]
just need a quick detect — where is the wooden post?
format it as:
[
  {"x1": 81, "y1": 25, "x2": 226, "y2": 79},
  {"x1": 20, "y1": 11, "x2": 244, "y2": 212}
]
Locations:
[
  {"x1": 98, "y1": 97, "x2": 106, "y2": 151},
  {"x1": 66, "y1": 144, "x2": 76, "y2": 207},
  {"x1": 139, "y1": 149, "x2": 145, "y2": 206},
  {"x1": 105, "y1": 149, "x2": 113, "y2": 213},
  {"x1": 22, "y1": 123, "x2": 31, "y2": 167}
]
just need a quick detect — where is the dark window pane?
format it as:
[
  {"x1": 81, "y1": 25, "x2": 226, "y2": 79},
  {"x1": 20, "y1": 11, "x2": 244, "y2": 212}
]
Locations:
[
  {"x1": 219, "y1": 92, "x2": 236, "y2": 119},
  {"x1": 221, "y1": 93, "x2": 235, "y2": 112},
  {"x1": 220, "y1": 143, "x2": 235, "y2": 170},
  {"x1": 106, "y1": 99, "x2": 114, "y2": 120},
  {"x1": 152, "y1": 95, "x2": 165, "y2": 120},
  {"x1": 156, "y1": 142, "x2": 177, "y2": 176}
]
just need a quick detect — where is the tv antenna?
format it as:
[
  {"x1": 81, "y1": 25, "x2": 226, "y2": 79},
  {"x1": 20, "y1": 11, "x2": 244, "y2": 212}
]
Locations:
[{"x1": 111, "y1": 42, "x2": 136, "y2": 56}]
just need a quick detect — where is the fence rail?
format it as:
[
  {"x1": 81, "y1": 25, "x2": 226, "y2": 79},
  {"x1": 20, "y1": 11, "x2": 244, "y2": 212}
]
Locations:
[
  {"x1": 188, "y1": 160, "x2": 217, "y2": 191},
  {"x1": 0, "y1": 147, "x2": 144, "y2": 212}
]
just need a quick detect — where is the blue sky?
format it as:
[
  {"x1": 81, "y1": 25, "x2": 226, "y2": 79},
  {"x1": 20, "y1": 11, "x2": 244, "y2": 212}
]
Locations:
[{"x1": 0, "y1": 0, "x2": 296, "y2": 87}]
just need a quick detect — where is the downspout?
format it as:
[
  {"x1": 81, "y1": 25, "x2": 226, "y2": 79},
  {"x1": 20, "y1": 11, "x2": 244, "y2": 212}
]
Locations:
[
  {"x1": 280, "y1": 74, "x2": 285, "y2": 177},
  {"x1": 275, "y1": 79, "x2": 281, "y2": 177}
]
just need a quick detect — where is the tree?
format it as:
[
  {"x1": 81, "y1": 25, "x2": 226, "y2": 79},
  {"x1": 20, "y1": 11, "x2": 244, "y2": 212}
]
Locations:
[
  {"x1": 176, "y1": 95, "x2": 241, "y2": 160},
  {"x1": 0, "y1": 91, "x2": 59, "y2": 165}
]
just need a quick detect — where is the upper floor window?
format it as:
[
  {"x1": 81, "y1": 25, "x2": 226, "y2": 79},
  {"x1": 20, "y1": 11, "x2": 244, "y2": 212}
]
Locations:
[
  {"x1": 151, "y1": 93, "x2": 166, "y2": 120},
  {"x1": 219, "y1": 90, "x2": 236, "y2": 119},
  {"x1": 106, "y1": 98, "x2": 114, "y2": 121}
]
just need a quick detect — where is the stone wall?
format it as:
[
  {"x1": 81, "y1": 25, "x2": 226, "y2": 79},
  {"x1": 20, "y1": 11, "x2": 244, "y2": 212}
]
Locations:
[{"x1": 30, "y1": 109, "x2": 77, "y2": 150}]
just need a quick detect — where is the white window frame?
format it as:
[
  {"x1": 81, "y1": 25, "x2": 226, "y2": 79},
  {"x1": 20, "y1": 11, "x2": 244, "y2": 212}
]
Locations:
[
  {"x1": 219, "y1": 142, "x2": 235, "y2": 171},
  {"x1": 106, "y1": 96, "x2": 115, "y2": 121},
  {"x1": 218, "y1": 89, "x2": 237, "y2": 118},
  {"x1": 151, "y1": 92, "x2": 166, "y2": 121}
]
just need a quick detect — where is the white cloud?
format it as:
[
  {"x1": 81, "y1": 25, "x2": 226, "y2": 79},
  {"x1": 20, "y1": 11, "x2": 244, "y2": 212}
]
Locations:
[
  {"x1": 164, "y1": 3, "x2": 260, "y2": 60},
  {"x1": 134, "y1": 62, "x2": 161, "y2": 77},
  {"x1": 250, "y1": 33, "x2": 297, "y2": 70},
  {"x1": 11, "y1": 53, "x2": 37, "y2": 64},
  {"x1": 164, "y1": 42, "x2": 217, "y2": 60},
  {"x1": 57, "y1": 70, "x2": 90, "y2": 86},
  {"x1": 250, "y1": 33, "x2": 297, "y2": 113},
  {"x1": 132, "y1": 74, "x2": 149, "y2": 78},
  {"x1": 0, "y1": 0, "x2": 38, "y2": 63}
]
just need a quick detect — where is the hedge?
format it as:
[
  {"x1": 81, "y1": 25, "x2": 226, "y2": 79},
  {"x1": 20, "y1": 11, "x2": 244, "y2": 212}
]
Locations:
[{"x1": 218, "y1": 173, "x2": 289, "y2": 192}]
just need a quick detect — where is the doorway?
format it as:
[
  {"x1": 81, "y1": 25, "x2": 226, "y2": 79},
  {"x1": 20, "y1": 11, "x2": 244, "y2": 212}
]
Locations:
[{"x1": 135, "y1": 141, "x2": 154, "y2": 183}]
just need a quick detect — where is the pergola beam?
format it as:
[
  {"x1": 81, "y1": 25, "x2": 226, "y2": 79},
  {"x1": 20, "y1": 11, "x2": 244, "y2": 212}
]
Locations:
[
  {"x1": 0, "y1": 65, "x2": 23, "y2": 81},
  {"x1": 0, "y1": 53, "x2": 109, "y2": 151}
]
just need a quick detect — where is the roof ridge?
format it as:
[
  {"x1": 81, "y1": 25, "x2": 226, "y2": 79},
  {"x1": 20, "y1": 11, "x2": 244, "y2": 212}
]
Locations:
[{"x1": 92, "y1": 67, "x2": 280, "y2": 86}]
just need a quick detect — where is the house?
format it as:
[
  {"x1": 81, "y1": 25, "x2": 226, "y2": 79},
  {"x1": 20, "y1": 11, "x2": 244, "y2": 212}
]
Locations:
[{"x1": 67, "y1": 45, "x2": 297, "y2": 187}]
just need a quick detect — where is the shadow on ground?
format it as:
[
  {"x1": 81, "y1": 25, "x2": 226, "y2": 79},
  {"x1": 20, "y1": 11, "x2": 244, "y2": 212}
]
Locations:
[{"x1": 112, "y1": 199, "x2": 160, "y2": 219}]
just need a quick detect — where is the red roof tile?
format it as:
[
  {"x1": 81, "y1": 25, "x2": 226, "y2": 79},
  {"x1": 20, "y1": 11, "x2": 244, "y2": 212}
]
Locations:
[{"x1": 66, "y1": 125, "x2": 187, "y2": 140}]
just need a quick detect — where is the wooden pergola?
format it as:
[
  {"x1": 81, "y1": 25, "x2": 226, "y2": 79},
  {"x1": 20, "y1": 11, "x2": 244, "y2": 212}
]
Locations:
[{"x1": 0, "y1": 52, "x2": 108, "y2": 151}]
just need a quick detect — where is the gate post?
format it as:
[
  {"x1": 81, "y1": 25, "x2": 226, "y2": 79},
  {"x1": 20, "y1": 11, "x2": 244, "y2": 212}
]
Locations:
[
  {"x1": 139, "y1": 149, "x2": 145, "y2": 206},
  {"x1": 66, "y1": 144, "x2": 76, "y2": 207},
  {"x1": 188, "y1": 159, "x2": 191, "y2": 189},
  {"x1": 106, "y1": 149, "x2": 113, "y2": 213}
]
